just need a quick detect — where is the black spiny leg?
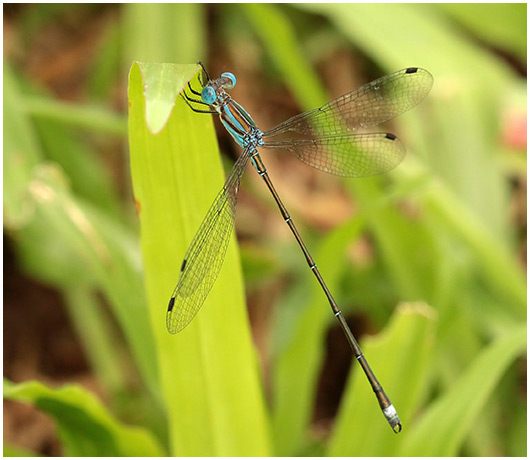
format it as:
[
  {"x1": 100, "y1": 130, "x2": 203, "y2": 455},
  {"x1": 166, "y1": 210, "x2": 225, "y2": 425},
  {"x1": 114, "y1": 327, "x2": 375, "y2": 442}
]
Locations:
[
  {"x1": 187, "y1": 81, "x2": 203, "y2": 97},
  {"x1": 181, "y1": 87, "x2": 216, "y2": 114}
]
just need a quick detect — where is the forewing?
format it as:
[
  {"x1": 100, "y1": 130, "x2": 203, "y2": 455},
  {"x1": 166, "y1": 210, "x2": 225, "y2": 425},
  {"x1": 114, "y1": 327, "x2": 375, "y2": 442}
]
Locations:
[{"x1": 264, "y1": 67, "x2": 433, "y2": 138}]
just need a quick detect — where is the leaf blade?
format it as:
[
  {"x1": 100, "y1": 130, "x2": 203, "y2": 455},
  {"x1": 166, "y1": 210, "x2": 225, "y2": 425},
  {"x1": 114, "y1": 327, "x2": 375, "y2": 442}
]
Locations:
[{"x1": 128, "y1": 62, "x2": 271, "y2": 456}]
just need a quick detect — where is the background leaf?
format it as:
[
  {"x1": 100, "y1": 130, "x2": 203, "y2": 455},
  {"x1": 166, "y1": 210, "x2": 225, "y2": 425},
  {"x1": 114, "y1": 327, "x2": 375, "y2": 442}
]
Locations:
[
  {"x1": 399, "y1": 325, "x2": 527, "y2": 456},
  {"x1": 328, "y1": 303, "x2": 437, "y2": 456},
  {"x1": 4, "y1": 379, "x2": 164, "y2": 457}
]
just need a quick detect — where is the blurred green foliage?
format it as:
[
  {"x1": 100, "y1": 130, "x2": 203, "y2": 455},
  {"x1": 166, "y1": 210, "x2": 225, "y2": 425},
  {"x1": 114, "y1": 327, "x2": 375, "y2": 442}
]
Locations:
[
  {"x1": 3, "y1": 3, "x2": 526, "y2": 457},
  {"x1": 3, "y1": 379, "x2": 164, "y2": 456}
]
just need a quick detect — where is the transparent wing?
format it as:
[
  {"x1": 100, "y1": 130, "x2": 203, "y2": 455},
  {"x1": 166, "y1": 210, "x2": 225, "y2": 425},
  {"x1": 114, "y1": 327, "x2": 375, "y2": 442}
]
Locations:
[
  {"x1": 166, "y1": 150, "x2": 251, "y2": 334},
  {"x1": 263, "y1": 132, "x2": 405, "y2": 177},
  {"x1": 263, "y1": 67, "x2": 433, "y2": 138}
]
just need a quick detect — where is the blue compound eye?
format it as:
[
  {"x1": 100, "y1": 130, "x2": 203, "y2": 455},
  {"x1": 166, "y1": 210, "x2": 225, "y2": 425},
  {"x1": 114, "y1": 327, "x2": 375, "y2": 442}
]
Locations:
[
  {"x1": 221, "y1": 72, "x2": 236, "y2": 90},
  {"x1": 201, "y1": 86, "x2": 216, "y2": 104}
]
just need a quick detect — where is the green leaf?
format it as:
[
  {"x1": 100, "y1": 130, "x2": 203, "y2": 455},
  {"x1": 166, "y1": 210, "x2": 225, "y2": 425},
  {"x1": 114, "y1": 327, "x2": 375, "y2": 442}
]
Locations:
[
  {"x1": 32, "y1": 117, "x2": 122, "y2": 216},
  {"x1": 128, "y1": 62, "x2": 271, "y2": 456},
  {"x1": 4, "y1": 59, "x2": 158, "y2": 399},
  {"x1": 422, "y1": 179, "x2": 526, "y2": 318},
  {"x1": 242, "y1": 3, "x2": 328, "y2": 110},
  {"x1": 122, "y1": 4, "x2": 206, "y2": 66},
  {"x1": 439, "y1": 4, "x2": 527, "y2": 61},
  {"x1": 62, "y1": 286, "x2": 125, "y2": 394},
  {"x1": 3, "y1": 62, "x2": 43, "y2": 227},
  {"x1": 12, "y1": 163, "x2": 159, "y2": 397},
  {"x1": 135, "y1": 62, "x2": 200, "y2": 134},
  {"x1": 399, "y1": 325, "x2": 526, "y2": 456},
  {"x1": 349, "y1": 176, "x2": 436, "y2": 301},
  {"x1": 328, "y1": 303, "x2": 437, "y2": 456},
  {"x1": 23, "y1": 96, "x2": 126, "y2": 136},
  {"x1": 3, "y1": 379, "x2": 165, "y2": 457}
]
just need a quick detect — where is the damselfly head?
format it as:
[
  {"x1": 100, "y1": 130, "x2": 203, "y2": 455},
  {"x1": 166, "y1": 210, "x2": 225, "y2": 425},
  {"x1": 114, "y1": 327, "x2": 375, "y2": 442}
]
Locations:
[
  {"x1": 200, "y1": 72, "x2": 237, "y2": 106},
  {"x1": 201, "y1": 86, "x2": 217, "y2": 105}
]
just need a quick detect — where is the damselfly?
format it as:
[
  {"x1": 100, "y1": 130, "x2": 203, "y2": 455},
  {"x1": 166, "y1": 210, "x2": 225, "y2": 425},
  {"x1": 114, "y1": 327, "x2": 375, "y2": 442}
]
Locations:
[{"x1": 167, "y1": 62, "x2": 433, "y2": 433}]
